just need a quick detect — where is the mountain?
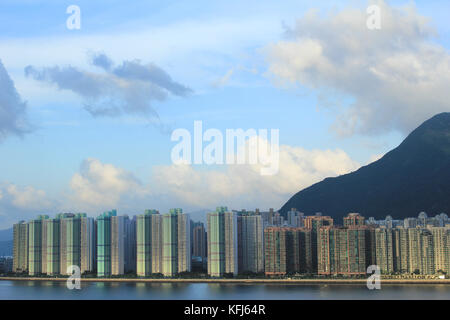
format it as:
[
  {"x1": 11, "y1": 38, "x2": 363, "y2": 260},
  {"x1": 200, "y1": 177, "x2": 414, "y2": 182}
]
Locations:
[{"x1": 279, "y1": 112, "x2": 450, "y2": 222}]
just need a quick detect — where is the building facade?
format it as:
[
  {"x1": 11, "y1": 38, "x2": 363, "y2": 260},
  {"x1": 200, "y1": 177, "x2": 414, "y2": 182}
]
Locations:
[
  {"x1": 237, "y1": 213, "x2": 264, "y2": 273},
  {"x1": 136, "y1": 210, "x2": 162, "y2": 276},
  {"x1": 162, "y1": 208, "x2": 191, "y2": 276},
  {"x1": 13, "y1": 221, "x2": 28, "y2": 273},
  {"x1": 207, "y1": 207, "x2": 238, "y2": 277}
]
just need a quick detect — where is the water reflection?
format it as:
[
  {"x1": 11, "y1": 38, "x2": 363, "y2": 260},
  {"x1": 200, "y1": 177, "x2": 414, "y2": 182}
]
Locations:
[{"x1": 1, "y1": 281, "x2": 450, "y2": 300}]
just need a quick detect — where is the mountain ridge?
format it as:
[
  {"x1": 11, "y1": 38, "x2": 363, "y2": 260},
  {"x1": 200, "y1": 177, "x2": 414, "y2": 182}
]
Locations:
[{"x1": 279, "y1": 112, "x2": 450, "y2": 221}]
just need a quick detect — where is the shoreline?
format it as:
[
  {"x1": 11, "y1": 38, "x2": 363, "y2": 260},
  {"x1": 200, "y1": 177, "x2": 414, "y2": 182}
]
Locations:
[{"x1": 1, "y1": 277, "x2": 450, "y2": 285}]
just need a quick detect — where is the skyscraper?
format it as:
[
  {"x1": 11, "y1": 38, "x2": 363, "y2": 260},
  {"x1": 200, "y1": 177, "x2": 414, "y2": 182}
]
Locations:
[
  {"x1": 397, "y1": 227, "x2": 410, "y2": 273},
  {"x1": 80, "y1": 215, "x2": 95, "y2": 274},
  {"x1": 296, "y1": 228, "x2": 313, "y2": 274},
  {"x1": 344, "y1": 213, "x2": 365, "y2": 227},
  {"x1": 318, "y1": 225, "x2": 369, "y2": 275},
  {"x1": 111, "y1": 215, "x2": 127, "y2": 275},
  {"x1": 45, "y1": 218, "x2": 60, "y2": 275},
  {"x1": 430, "y1": 227, "x2": 450, "y2": 274},
  {"x1": 192, "y1": 221, "x2": 207, "y2": 260},
  {"x1": 65, "y1": 215, "x2": 81, "y2": 275},
  {"x1": 304, "y1": 215, "x2": 333, "y2": 273},
  {"x1": 264, "y1": 227, "x2": 286, "y2": 275},
  {"x1": 136, "y1": 210, "x2": 162, "y2": 276},
  {"x1": 237, "y1": 213, "x2": 263, "y2": 273},
  {"x1": 287, "y1": 209, "x2": 304, "y2": 228},
  {"x1": 28, "y1": 218, "x2": 44, "y2": 275},
  {"x1": 162, "y1": 208, "x2": 191, "y2": 276},
  {"x1": 125, "y1": 215, "x2": 136, "y2": 273},
  {"x1": 408, "y1": 228, "x2": 422, "y2": 274},
  {"x1": 264, "y1": 227, "x2": 312, "y2": 276},
  {"x1": 375, "y1": 227, "x2": 395, "y2": 274},
  {"x1": 97, "y1": 210, "x2": 114, "y2": 277},
  {"x1": 41, "y1": 216, "x2": 48, "y2": 274},
  {"x1": 13, "y1": 221, "x2": 28, "y2": 273},
  {"x1": 207, "y1": 207, "x2": 238, "y2": 277},
  {"x1": 96, "y1": 210, "x2": 133, "y2": 276},
  {"x1": 53, "y1": 213, "x2": 95, "y2": 276},
  {"x1": 58, "y1": 213, "x2": 73, "y2": 275},
  {"x1": 420, "y1": 229, "x2": 435, "y2": 275}
]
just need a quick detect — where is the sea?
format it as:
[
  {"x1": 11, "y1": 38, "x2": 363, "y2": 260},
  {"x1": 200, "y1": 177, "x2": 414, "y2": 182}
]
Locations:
[{"x1": 1, "y1": 280, "x2": 450, "y2": 300}]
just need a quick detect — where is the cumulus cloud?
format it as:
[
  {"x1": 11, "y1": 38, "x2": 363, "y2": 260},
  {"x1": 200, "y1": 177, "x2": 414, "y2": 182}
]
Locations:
[
  {"x1": 25, "y1": 53, "x2": 192, "y2": 119},
  {"x1": 0, "y1": 183, "x2": 54, "y2": 228},
  {"x1": 61, "y1": 138, "x2": 360, "y2": 214},
  {"x1": 0, "y1": 141, "x2": 360, "y2": 227},
  {"x1": 0, "y1": 184, "x2": 52, "y2": 211},
  {"x1": 265, "y1": 0, "x2": 450, "y2": 136},
  {"x1": 153, "y1": 137, "x2": 360, "y2": 209},
  {"x1": 69, "y1": 158, "x2": 150, "y2": 211},
  {"x1": 0, "y1": 59, "x2": 32, "y2": 142}
]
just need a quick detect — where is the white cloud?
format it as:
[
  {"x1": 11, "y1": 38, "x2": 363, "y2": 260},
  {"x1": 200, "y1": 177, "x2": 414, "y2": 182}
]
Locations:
[
  {"x1": 0, "y1": 59, "x2": 32, "y2": 141},
  {"x1": 25, "y1": 53, "x2": 192, "y2": 119},
  {"x1": 265, "y1": 0, "x2": 450, "y2": 136},
  {"x1": 0, "y1": 183, "x2": 54, "y2": 228},
  {"x1": 0, "y1": 16, "x2": 281, "y2": 103},
  {"x1": 69, "y1": 158, "x2": 150, "y2": 211},
  {"x1": 5, "y1": 184, "x2": 51, "y2": 210},
  {"x1": 0, "y1": 141, "x2": 360, "y2": 227},
  {"x1": 153, "y1": 137, "x2": 360, "y2": 209}
]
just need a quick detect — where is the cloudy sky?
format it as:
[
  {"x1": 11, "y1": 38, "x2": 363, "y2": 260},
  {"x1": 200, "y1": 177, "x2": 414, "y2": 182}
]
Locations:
[{"x1": 0, "y1": 0, "x2": 450, "y2": 227}]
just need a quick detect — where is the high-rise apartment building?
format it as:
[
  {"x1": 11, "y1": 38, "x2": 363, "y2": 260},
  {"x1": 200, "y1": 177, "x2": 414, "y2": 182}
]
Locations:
[
  {"x1": 430, "y1": 227, "x2": 450, "y2": 275},
  {"x1": 111, "y1": 215, "x2": 127, "y2": 275},
  {"x1": 304, "y1": 215, "x2": 333, "y2": 272},
  {"x1": 406, "y1": 227, "x2": 436, "y2": 275},
  {"x1": 375, "y1": 227, "x2": 395, "y2": 274},
  {"x1": 97, "y1": 210, "x2": 133, "y2": 276},
  {"x1": 420, "y1": 229, "x2": 435, "y2": 275},
  {"x1": 57, "y1": 213, "x2": 95, "y2": 275},
  {"x1": 45, "y1": 218, "x2": 60, "y2": 275},
  {"x1": 264, "y1": 227, "x2": 286, "y2": 275},
  {"x1": 237, "y1": 213, "x2": 263, "y2": 273},
  {"x1": 318, "y1": 225, "x2": 369, "y2": 275},
  {"x1": 136, "y1": 210, "x2": 162, "y2": 276},
  {"x1": 80, "y1": 216, "x2": 95, "y2": 274},
  {"x1": 207, "y1": 207, "x2": 238, "y2": 277},
  {"x1": 97, "y1": 210, "x2": 114, "y2": 277},
  {"x1": 65, "y1": 215, "x2": 81, "y2": 275},
  {"x1": 192, "y1": 221, "x2": 207, "y2": 260},
  {"x1": 13, "y1": 221, "x2": 29, "y2": 273},
  {"x1": 264, "y1": 227, "x2": 312, "y2": 276},
  {"x1": 408, "y1": 228, "x2": 422, "y2": 274},
  {"x1": 344, "y1": 213, "x2": 365, "y2": 227},
  {"x1": 162, "y1": 208, "x2": 191, "y2": 276},
  {"x1": 28, "y1": 217, "x2": 46, "y2": 275},
  {"x1": 125, "y1": 215, "x2": 136, "y2": 273},
  {"x1": 287, "y1": 208, "x2": 304, "y2": 228}
]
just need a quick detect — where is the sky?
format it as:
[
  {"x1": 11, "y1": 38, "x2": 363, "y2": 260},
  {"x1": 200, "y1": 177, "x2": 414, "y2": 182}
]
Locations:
[{"x1": 0, "y1": 0, "x2": 450, "y2": 227}]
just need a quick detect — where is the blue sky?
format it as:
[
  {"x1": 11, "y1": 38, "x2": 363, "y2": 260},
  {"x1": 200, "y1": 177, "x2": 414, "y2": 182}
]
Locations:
[{"x1": 0, "y1": 0, "x2": 450, "y2": 227}]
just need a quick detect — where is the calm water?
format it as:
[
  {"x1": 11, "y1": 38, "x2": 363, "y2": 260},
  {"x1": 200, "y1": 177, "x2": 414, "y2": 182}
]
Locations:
[{"x1": 1, "y1": 281, "x2": 450, "y2": 300}]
